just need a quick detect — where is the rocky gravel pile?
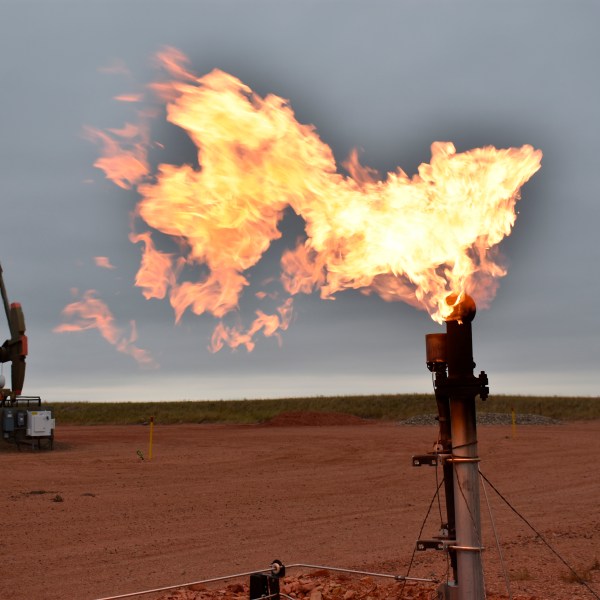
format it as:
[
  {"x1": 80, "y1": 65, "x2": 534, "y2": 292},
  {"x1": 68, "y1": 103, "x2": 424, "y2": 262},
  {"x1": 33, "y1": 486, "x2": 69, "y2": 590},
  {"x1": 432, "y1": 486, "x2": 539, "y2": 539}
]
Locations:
[
  {"x1": 398, "y1": 413, "x2": 561, "y2": 426},
  {"x1": 157, "y1": 573, "x2": 434, "y2": 600},
  {"x1": 263, "y1": 412, "x2": 371, "y2": 427},
  {"x1": 157, "y1": 570, "x2": 539, "y2": 600}
]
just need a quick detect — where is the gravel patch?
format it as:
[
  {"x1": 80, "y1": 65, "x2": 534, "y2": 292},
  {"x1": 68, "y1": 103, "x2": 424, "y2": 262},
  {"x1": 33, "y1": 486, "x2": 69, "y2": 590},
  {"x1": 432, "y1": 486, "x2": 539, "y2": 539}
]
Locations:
[{"x1": 399, "y1": 412, "x2": 561, "y2": 426}]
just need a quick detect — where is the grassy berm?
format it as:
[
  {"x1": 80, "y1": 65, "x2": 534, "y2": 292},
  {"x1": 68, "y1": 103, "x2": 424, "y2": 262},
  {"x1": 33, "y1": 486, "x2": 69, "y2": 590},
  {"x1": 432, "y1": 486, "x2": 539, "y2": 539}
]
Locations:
[{"x1": 51, "y1": 394, "x2": 600, "y2": 425}]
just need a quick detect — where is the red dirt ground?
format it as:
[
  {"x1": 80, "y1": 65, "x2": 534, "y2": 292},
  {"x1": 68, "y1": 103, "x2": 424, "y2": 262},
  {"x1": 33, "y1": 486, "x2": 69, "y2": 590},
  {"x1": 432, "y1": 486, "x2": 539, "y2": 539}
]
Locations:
[{"x1": 1, "y1": 417, "x2": 598, "y2": 600}]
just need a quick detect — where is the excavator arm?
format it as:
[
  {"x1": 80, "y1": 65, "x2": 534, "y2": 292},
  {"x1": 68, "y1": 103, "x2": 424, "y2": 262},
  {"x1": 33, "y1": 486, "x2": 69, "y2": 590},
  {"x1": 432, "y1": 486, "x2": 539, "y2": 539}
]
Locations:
[{"x1": 0, "y1": 262, "x2": 27, "y2": 402}]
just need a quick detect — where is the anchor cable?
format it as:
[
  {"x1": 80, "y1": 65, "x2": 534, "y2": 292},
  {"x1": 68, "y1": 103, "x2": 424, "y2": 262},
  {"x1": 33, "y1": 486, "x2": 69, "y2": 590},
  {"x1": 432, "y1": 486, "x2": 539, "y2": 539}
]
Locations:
[
  {"x1": 399, "y1": 478, "x2": 444, "y2": 598},
  {"x1": 479, "y1": 470, "x2": 600, "y2": 600},
  {"x1": 480, "y1": 474, "x2": 512, "y2": 600}
]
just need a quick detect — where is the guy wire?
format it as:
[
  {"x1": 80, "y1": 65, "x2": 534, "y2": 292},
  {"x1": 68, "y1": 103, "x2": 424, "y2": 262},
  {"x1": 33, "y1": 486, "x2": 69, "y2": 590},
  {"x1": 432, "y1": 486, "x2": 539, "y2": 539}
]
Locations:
[
  {"x1": 399, "y1": 478, "x2": 444, "y2": 598},
  {"x1": 480, "y1": 474, "x2": 512, "y2": 600},
  {"x1": 479, "y1": 470, "x2": 600, "y2": 600}
]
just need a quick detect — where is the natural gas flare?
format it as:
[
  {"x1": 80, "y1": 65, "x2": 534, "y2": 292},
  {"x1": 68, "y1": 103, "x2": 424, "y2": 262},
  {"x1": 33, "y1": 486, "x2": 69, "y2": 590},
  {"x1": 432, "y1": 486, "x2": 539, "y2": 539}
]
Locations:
[{"x1": 86, "y1": 47, "x2": 542, "y2": 353}]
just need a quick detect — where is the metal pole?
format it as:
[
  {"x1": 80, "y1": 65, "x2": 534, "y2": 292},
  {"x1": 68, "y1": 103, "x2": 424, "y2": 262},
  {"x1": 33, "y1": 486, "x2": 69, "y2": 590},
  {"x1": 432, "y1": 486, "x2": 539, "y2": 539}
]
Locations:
[
  {"x1": 435, "y1": 389, "x2": 458, "y2": 582},
  {"x1": 445, "y1": 317, "x2": 485, "y2": 600}
]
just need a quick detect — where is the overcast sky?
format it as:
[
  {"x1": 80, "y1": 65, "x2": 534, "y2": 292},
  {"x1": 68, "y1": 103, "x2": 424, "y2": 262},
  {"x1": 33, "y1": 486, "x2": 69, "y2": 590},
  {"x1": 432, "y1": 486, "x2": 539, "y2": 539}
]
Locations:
[{"x1": 1, "y1": 0, "x2": 598, "y2": 402}]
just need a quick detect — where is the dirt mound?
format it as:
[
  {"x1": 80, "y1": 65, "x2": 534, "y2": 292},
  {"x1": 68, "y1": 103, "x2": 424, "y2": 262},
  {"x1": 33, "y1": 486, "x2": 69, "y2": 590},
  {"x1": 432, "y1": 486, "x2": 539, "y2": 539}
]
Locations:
[{"x1": 262, "y1": 411, "x2": 371, "y2": 427}]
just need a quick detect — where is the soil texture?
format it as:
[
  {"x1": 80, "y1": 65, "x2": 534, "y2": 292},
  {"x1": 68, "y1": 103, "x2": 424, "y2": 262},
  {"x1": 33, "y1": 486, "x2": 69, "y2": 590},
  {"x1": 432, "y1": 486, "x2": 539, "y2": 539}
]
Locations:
[{"x1": 1, "y1": 417, "x2": 598, "y2": 600}]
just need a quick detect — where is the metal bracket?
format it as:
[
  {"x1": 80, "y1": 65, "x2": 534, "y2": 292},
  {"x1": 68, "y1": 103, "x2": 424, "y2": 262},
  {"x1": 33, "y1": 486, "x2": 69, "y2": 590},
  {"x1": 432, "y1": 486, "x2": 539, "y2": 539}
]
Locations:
[
  {"x1": 412, "y1": 454, "x2": 438, "y2": 467},
  {"x1": 416, "y1": 539, "x2": 456, "y2": 552},
  {"x1": 249, "y1": 574, "x2": 280, "y2": 600}
]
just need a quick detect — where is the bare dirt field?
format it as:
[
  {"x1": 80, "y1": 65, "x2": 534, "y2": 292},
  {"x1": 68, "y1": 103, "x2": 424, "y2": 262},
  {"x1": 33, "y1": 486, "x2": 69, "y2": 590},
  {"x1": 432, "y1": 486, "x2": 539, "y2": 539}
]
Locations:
[{"x1": 1, "y1": 416, "x2": 598, "y2": 600}]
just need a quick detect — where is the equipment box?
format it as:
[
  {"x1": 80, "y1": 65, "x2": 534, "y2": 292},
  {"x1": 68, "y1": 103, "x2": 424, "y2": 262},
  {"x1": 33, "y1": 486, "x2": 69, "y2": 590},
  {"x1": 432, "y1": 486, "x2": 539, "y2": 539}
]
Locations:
[{"x1": 26, "y1": 411, "x2": 55, "y2": 437}]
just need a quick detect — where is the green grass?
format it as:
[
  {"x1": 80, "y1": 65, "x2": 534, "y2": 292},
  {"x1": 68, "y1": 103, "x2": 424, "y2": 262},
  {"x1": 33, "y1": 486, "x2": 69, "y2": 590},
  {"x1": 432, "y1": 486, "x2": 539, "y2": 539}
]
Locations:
[{"x1": 48, "y1": 394, "x2": 600, "y2": 426}]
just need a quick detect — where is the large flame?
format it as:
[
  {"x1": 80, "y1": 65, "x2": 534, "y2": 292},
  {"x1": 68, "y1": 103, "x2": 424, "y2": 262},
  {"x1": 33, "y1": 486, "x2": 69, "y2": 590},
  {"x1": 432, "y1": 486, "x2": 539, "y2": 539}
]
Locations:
[{"x1": 87, "y1": 47, "x2": 542, "y2": 352}]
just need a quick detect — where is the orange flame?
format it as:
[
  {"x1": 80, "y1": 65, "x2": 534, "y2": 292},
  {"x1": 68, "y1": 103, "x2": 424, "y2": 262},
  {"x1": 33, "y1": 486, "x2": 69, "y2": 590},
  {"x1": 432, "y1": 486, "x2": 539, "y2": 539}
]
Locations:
[
  {"x1": 98, "y1": 59, "x2": 130, "y2": 76},
  {"x1": 114, "y1": 93, "x2": 143, "y2": 103},
  {"x1": 54, "y1": 290, "x2": 157, "y2": 368},
  {"x1": 210, "y1": 297, "x2": 294, "y2": 352},
  {"x1": 88, "y1": 47, "x2": 542, "y2": 351},
  {"x1": 94, "y1": 256, "x2": 115, "y2": 270},
  {"x1": 84, "y1": 120, "x2": 150, "y2": 190},
  {"x1": 128, "y1": 231, "x2": 175, "y2": 300}
]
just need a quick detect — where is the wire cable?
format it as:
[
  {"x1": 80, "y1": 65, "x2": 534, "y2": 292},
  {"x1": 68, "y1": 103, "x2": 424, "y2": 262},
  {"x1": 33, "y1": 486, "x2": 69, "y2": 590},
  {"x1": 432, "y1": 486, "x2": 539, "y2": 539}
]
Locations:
[
  {"x1": 284, "y1": 564, "x2": 436, "y2": 583},
  {"x1": 435, "y1": 451, "x2": 444, "y2": 524},
  {"x1": 434, "y1": 457, "x2": 451, "y2": 587},
  {"x1": 480, "y1": 474, "x2": 512, "y2": 600},
  {"x1": 479, "y1": 471, "x2": 600, "y2": 600},
  {"x1": 399, "y1": 479, "x2": 444, "y2": 598},
  {"x1": 91, "y1": 567, "x2": 275, "y2": 600},
  {"x1": 91, "y1": 563, "x2": 439, "y2": 600}
]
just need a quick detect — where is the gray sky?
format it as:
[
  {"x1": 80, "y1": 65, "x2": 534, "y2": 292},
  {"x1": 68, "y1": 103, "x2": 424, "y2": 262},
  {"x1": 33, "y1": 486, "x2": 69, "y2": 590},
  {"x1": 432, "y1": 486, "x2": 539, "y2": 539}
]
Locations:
[{"x1": 1, "y1": 0, "x2": 598, "y2": 402}]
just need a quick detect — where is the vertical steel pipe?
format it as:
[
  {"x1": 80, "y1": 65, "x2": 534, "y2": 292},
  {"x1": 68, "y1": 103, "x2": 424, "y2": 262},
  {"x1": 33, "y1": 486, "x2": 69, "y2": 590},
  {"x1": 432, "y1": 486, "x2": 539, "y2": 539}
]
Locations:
[{"x1": 445, "y1": 314, "x2": 484, "y2": 600}]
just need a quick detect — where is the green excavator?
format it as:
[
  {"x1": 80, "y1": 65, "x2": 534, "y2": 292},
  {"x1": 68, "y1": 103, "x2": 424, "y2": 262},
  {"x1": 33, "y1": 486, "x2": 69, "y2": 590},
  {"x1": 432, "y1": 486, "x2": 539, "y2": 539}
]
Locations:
[{"x1": 0, "y1": 261, "x2": 54, "y2": 449}]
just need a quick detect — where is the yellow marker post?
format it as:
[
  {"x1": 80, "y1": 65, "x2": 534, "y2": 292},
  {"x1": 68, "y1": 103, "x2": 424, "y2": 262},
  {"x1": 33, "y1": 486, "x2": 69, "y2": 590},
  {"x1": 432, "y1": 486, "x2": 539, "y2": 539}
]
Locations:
[
  {"x1": 148, "y1": 416, "x2": 154, "y2": 460},
  {"x1": 511, "y1": 407, "x2": 517, "y2": 438}
]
